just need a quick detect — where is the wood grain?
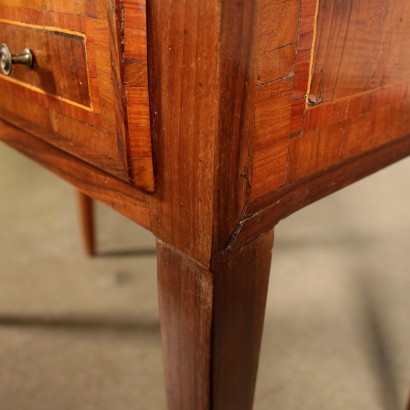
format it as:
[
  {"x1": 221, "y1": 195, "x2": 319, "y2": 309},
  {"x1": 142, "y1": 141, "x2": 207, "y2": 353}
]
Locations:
[
  {"x1": 310, "y1": 0, "x2": 410, "y2": 102},
  {"x1": 2, "y1": 0, "x2": 409, "y2": 257},
  {"x1": 249, "y1": 0, "x2": 410, "y2": 204},
  {"x1": 0, "y1": 3, "x2": 129, "y2": 179},
  {"x1": 43, "y1": 0, "x2": 106, "y2": 18},
  {"x1": 1, "y1": 2, "x2": 410, "y2": 407},
  {"x1": 157, "y1": 241, "x2": 213, "y2": 410},
  {"x1": 0, "y1": 0, "x2": 155, "y2": 191},
  {"x1": 157, "y1": 230, "x2": 273, "y2": 410},
  {"x1": 0, "y1": 20, "x2": 90, "y2": 107},
  {"x1": 148, "y1": 0, "x2": 220, "y2": 266},
  {"x1": 289, "y1": 97, "x2": 410, "y2": 181},
  {"x1": 213, "y1": 0, "x2": 258, "y2": 253},
  {"x1": 252, "y1": 78, "x2": 293, "y2": 197},
  {"x1": 126, "y1": 86, "x2": 154, "y2": 191},
  {"x1": 147, "y1": 0, "x2": 265, "y2": 258},
  {"x1": 211, "y1": 230, "x2": 274, "y2": 409},
  {"x1": 233, "y1": 133, "x2": 410, "y2": 249}
]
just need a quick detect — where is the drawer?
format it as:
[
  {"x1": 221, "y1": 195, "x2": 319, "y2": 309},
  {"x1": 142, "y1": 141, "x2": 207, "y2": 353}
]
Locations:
[{"x1": 0, "y1": 0, "x2": 154, "y2": 191}]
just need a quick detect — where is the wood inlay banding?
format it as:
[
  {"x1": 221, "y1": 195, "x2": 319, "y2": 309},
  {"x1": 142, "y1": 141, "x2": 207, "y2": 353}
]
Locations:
[
  {"x1": 251, "y1": 0, "x2": 299, "y2": 199},
  {"x1": 0, "y1": 19, "x2": 91, "y2": 109},
  {"x1": 250, "y1": 0, "x2": 410, "y2": 200},
  {"x1": 0, "y1": 0, "x2": 154, "y2": 190},
  {"x1": 122, "y1": 0, "x2": 154, "y2": 191},
  {"x1": 288, "y1": 0, "x2": 318, "y2": 137}
]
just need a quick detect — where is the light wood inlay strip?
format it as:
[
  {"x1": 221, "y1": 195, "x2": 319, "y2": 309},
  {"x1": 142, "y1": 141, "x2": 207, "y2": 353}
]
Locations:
[
  {"x1": 0, "y1": 18, "x2": 94, "y2": 111},
  {"x1": 305, "y1": 0, "x2": 320, "y2": 105},
  {"x1": 0, "y1": 75, "x2": 94, "y2": 111},
  {"x1": 0, "y1": 17, "x2": 86, "y2": 37}
]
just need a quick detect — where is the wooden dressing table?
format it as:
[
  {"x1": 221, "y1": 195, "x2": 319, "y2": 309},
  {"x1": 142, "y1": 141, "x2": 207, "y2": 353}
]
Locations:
[{"x1": 1, "y1": 0, "x2": 410, "y2": 408}]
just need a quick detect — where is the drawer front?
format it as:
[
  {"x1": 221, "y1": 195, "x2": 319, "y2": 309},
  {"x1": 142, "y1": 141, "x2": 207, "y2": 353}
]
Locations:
[
  {"x1": 0, "y1": 20, "x2": 91, "y2": 108},
  {"x1": 0, "y1": 0, "x2": 154, "y2": 191}
]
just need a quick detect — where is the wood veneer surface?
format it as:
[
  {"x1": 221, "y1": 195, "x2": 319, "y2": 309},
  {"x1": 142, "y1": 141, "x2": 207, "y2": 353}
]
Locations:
[
  {"x1": 251, "y1": 0, "x2": 410, "y2": 202},
  {"x1": 0, "y1": 0, "x2": 154, "y2": 190}
]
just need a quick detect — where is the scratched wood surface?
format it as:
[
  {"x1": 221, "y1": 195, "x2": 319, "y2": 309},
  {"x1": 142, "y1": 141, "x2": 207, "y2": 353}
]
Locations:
[
  {"x1": 0, "y1": 0, "x2": 154, "y2": 190},
  {"x1": 250, "y1": 0, "x2": 410, "y2": 202}
]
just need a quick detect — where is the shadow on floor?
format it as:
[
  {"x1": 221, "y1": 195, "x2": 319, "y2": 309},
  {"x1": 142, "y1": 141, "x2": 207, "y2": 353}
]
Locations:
[
  {"x1": 95, "y1": 248, "x2": 156, "y2": 258},
  {"x1": 355, "y1": 272, "x2": 404, "y2": 410}
]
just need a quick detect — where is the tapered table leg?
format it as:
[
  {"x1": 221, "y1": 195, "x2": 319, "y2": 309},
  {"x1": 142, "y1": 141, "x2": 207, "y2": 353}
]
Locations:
[
  {"x1": 157, "y1": 230, "x2": 274, "y2": 410},
  {"x1": 77, "y1": 190, "x2": 96, "y2": 256}
]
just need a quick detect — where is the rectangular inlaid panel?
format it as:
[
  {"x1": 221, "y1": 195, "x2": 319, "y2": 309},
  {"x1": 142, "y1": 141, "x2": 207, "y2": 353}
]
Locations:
[
  {"x1": 310, "y1": 0, "x2": 410, "y2": 103},
  {"x1": 0, "y1": 20, "x2": 90, "y2": 108},
  {"x1": 250, "y1": 0, "x2": 410, "y2": 200},
  {"x1": 0, "y1": 0, "x2": 154, "y2": 191}
]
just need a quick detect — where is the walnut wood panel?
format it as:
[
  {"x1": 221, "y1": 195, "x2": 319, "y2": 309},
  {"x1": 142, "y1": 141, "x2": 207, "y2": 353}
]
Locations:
[
  {"x1": 0, "y1": 0, "x2": 154, "y2": 191},
  {"x1": 249, "y1": 0, "x2": 410, "y2": 204}
]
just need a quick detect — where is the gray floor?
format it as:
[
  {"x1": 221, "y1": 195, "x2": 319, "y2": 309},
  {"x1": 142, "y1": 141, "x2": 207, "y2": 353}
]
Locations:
[{"x1": 0, "y1": 141, "x2": 409, "y2": 410}]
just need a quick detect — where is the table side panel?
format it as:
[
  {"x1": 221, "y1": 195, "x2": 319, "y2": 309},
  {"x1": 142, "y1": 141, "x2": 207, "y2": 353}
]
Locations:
[{"x1": 250, "y1": 0, "x2": 410, "y2": 202}]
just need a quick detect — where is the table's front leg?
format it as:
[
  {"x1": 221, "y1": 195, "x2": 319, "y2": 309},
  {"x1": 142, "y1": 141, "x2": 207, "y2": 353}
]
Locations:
[{"x1": 157, "y1": 230, "x2": 274, "y2": 410}]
